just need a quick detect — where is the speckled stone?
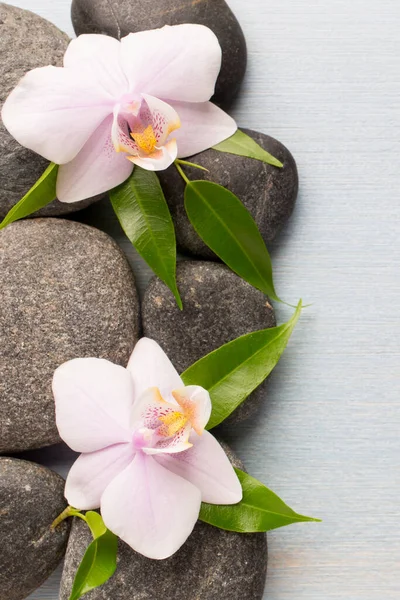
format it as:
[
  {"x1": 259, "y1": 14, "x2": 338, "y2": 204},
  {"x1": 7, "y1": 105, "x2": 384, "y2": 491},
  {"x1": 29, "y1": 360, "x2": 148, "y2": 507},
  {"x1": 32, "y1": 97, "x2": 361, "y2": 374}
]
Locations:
[
  {"x1": 0, "y1": 3, "x2": 100, "y2": 218},
  {"x1": 143, "y1": 260, "x2": 276, "y2": 423},
  {"x1": 59, "y1": 447, "x2": 267, "y2": 600},
  {"x1": 158, "y1": 129, "x2": 299, "y2": 259},
  {"x1": 0, "y1": 457, "x2": 70, "y2": 600},
  {"x1": 71, "y1": 0, "x2": 247, "y2": 108},
  {"x1": 0, "y1": 218, "x2": 140, "y2": 453}
]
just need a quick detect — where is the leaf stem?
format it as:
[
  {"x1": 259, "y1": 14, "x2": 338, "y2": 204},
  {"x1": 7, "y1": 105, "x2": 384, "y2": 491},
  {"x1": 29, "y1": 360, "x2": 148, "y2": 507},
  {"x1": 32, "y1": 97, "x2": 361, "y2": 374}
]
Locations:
[
  {"x1": 175, "y1": 159, "x2": 209, "y2": 172},
  {"x1": 51, "y1": 506, "x2": 87, "y2": 529},
  {"x1": 174, "y1": 161, "x2": 190, "y2": 185}
]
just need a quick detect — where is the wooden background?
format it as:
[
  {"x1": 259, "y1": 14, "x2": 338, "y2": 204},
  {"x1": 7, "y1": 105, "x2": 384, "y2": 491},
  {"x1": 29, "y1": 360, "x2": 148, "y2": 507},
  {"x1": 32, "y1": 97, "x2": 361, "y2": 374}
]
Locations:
[{"x1": 4, "y1": 0, "x2": 399, "y2": 598}]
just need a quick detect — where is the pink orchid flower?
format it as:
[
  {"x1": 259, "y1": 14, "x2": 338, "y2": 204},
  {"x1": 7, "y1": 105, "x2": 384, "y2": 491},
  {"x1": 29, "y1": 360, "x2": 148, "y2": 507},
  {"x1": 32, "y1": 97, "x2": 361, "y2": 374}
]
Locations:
[
  {"x1": 53, "y1": 338, "x2": 242, "y2": 560},
  {"x1": 1, "y1": 25, "x2": 237, "y2": 203}
]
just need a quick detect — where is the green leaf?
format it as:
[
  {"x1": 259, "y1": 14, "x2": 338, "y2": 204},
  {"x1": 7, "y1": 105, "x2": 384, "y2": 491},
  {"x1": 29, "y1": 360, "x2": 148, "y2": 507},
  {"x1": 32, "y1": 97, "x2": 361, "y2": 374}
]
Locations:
[
  {"x1": 68, "y1": 514, "x2": 118, "y2": 600},
  {"x1": 184, "y1": 180, "x2": 280, "y2": 301},
  {"x1": 181, "y1": 301, "x2": 301, "y2": 428},
  {"x1": 110, "y1": 167, "x2": 182, "y2": 309},
  {"x1": 0, "y1": 163, "x2": 58, "y2": 230},
  {"x1": 200, "y1": 468, "x2": 320, "y2": 532},
  {"x1": 213, "y1": 130, "x2": 283, "y2": 168},
  {"x1": 85, "y1": 511, "x2": 107, "y2": 539}
]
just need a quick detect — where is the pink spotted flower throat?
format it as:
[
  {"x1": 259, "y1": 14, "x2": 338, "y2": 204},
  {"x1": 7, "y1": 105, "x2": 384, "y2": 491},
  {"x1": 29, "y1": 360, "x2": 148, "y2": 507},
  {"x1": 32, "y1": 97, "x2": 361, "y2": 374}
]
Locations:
[{"x1": 112, "y1": 93, "x2": 181, "y2": 170}]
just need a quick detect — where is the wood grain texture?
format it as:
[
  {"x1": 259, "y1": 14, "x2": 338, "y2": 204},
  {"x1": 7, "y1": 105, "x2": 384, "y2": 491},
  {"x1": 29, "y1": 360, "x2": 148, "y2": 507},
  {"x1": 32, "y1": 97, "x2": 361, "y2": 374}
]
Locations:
[{"x1": 4, "y1": 0, "x2": 400, "y2": 598}]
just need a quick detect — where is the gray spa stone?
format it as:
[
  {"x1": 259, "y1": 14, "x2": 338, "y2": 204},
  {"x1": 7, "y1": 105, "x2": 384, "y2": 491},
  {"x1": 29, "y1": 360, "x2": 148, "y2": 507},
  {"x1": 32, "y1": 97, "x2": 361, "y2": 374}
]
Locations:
[
  {"x1": 71, "y1": 0, "x2": 247, "y2": 108},
  {"x1": 142, "y1": 260, "x2": 276, "y2": 423},
  {"x1": 0, "y1": 3, "x2": 99, "y2": 218},
  {"x1": 0, "y1": 457, "x2": 70, "y2": 600},
  {"x1": 0, "y1": 218, "x2": 140, "y2": 453},
  {"x1": 59, "y1": 447, "x2": 267, "y2": 600},
  {"x1": 158, "y1": 129, "x2": 299, "y2": 259}
]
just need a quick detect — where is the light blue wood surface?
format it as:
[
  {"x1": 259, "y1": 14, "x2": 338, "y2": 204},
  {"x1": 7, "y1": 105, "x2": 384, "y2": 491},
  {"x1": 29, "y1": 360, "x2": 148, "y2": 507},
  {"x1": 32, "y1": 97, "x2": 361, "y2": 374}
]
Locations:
[{"x1": 5, "y1": 0, "x2": 400, "y2": 598}]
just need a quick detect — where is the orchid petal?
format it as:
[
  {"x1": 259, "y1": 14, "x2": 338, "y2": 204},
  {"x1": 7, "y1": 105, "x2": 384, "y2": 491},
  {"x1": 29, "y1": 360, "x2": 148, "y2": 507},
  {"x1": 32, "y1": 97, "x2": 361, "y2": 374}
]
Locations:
[
  {"x1": 65, "y1": 443, "x2": 135, "y2": 510},
  {"x1": 172, "y1": 385, "x2": 212, "y2": 435},
  {"x1": 121, "y1": 25, "x2": 221, "y2": 102},
  {"x1": 127, "y1": 338, "x2": 183, "y2": 400},
  {"x1": 101, "y1": 452, "x2": 201, "y2": 559},
  {"x1": 57, "y1": 114, "x2": 133, "y2": 203},
  {"x1": 169, "y1": 101, "x2": 237, "y2": 158},
  {"x1": 1, "y1": 66, "x2": 113, "y2": 164},
  {"x1": 64, "y1": 34, "x2": 128, "y2": 98},
  {"x1": 127, "y1": 138, "x2": 177, "y2": 171},
  {"x1": 53, "y1": 358, "x2": 133, "y2": 453},
  {"x1": 156, "y1": 431, "x2": 243, "y2": 505}
]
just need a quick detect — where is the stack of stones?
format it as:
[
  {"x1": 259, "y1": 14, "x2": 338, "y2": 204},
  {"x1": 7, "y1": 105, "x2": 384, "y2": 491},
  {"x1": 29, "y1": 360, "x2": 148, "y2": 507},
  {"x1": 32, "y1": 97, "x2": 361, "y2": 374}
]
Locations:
[{"x1": 0, "y1": 1, "x2": 298, "y2": 598}]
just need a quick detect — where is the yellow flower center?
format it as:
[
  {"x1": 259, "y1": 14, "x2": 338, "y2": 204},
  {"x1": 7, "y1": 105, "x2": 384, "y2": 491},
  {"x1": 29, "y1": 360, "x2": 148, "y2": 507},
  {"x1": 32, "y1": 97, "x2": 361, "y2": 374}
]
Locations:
[
  {"x1": 131, "y1": 125, "x2": 158, "y2": 155},
  {"x1": 158, "y1": 411, "x2": 188, "y2": 437}
]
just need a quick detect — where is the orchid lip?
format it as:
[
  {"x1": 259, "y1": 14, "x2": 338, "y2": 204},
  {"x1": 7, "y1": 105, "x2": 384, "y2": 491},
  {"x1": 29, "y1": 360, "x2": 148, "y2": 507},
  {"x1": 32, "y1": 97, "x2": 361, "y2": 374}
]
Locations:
[
  {"x1": 111, "y1": 94, "x2": 181, "y2": 167},
  {"x1": 131, "y1": 389, "x2": 193, "y2": 455}
]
